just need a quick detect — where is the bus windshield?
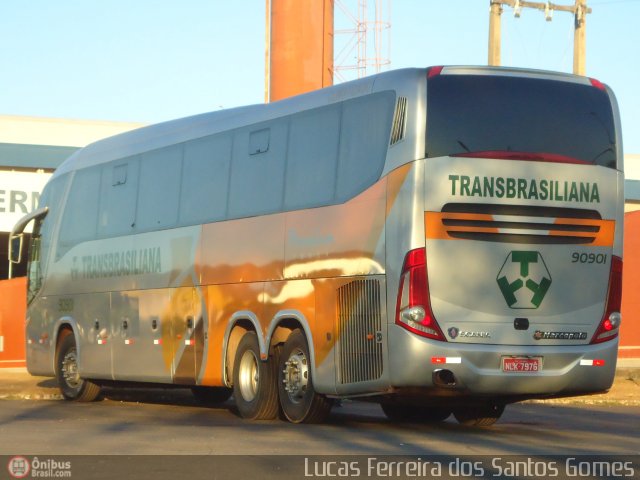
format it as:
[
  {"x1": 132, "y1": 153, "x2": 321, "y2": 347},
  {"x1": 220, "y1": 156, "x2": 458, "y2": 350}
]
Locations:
[{"x1": 426, "y1": 74, "x2": 617, "y2": 168}]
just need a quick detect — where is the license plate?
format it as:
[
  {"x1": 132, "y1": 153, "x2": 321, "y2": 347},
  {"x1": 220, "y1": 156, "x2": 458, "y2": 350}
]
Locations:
[{"x1": 501, "y1": 357, "x2": 542, "y2": 372}]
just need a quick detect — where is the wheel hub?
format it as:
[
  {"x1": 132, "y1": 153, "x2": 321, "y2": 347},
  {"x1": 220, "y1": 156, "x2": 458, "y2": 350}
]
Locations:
[
  {"x1": 238, "y1": 350, "x2": 259, "y2": 402},
  {"x1": 282, "y1": 349, "x2": 308, "y2": 403},
  {"x1": 62, "y1": 350, "x2": 81, "y2": 389}
]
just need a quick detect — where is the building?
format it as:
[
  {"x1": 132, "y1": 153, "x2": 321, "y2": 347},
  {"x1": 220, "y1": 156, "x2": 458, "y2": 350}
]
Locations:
[
  {"x1": 0, "y1": 115, "x2": 144, "y2": 279},
  {"x1": 622, "y1": 153, "x2": 640, "y2": 362}
]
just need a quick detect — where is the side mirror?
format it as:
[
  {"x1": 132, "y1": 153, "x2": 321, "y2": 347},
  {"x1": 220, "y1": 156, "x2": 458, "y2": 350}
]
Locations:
[{"x1": 9, "y1": 233, "x2": 24, "y2": 264}]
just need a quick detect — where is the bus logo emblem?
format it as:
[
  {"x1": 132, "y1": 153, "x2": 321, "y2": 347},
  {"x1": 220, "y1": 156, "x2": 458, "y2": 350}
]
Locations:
[{"x1": 497, "y1": 251, "x2": 552, "y2": 309}]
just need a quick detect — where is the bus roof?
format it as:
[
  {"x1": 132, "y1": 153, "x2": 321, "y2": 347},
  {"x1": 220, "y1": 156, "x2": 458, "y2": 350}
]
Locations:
[
  {"x1": 52, "y1": 65, "x2": 603, "y2": 179},
  {"x1": 53, "y1": 72, "x2": 382, "y2": 177}
]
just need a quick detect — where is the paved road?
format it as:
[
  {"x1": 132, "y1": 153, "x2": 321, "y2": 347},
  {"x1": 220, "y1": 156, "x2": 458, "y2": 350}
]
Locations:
[{"x1": 0, "y1": 389, "x2": 638, "y2": 456}]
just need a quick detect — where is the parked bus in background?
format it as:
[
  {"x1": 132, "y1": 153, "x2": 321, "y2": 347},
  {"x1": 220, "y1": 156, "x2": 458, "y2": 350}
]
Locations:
[{"x1": 10, "y1": 66, "x2": 624, "y2": 426}]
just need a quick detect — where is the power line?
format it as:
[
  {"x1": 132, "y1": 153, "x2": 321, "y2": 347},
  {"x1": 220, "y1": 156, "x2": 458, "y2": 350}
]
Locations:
[
  {"x1": 590, "y1": 0, "x2": 640, "y2": 5},
  {"x1": 489, "y1": 1, "x2": 590, "y2": 75}
]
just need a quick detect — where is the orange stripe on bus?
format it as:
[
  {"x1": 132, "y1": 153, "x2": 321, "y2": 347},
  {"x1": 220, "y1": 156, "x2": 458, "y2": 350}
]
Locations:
[
  {"x1": 425, "y1": 212, "x2": 497, "y2": 240},
  {"x1": 551, "y1": 218, "x2": 615, "y2": 247},
  {"x1": 425, "y1": 212, "x2": 615, "y2": 246}
]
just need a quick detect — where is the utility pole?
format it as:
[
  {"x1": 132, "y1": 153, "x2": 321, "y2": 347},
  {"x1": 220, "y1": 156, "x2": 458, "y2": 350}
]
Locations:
[
  {"x1": 488, "y1": 0, "x2": 592, "y2": 75},
  {"x1": 573, "y1": 0, "x2": 587, "y2": 75},
  {"x1": 488, "y1": 2, "x2": 502, "y2": 66}
]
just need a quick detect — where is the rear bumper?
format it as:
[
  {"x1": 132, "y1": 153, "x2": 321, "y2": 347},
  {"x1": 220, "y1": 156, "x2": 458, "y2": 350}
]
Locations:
[{"x1": 388, "y1": 324, "x2": 617, "y2": 398}]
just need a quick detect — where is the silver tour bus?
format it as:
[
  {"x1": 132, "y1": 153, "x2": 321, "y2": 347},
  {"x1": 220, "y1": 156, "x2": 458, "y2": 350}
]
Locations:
[{"x1": 11, "y1": 66, "x2": 624, "y2": 426}]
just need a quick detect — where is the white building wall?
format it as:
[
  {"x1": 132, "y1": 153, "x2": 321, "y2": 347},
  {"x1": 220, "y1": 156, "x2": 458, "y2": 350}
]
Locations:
[
  {"x1": 0, "y1": 115, "x2": 144, "y2": 147},
  {"x1": 0, "y1": 115, "x2": 145, "y2": 233}
]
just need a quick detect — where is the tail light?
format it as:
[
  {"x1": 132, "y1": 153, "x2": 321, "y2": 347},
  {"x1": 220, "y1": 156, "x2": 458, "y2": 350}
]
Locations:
[
  {"x1": 591, "y1": 255, "x2": 623, "y2": 344},
  {"x1": 589, "y1": 77, "x2": 607, "y2": 91},
  {"x1": 427, "y1": 66, "x2": 443, "y2": 79},
  {"x1": 395, "y1": 248, "x2": 445, "y2": 341}
]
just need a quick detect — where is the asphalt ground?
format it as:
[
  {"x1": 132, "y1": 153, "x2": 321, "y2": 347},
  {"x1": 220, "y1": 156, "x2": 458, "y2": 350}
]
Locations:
[{"x1": 0, "y1": 366, "x2": 638, "y2": 406}]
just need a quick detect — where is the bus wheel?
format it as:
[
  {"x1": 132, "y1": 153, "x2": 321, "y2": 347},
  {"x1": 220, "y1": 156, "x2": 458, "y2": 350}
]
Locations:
[
  {"x1": 191, "y1": 386, "x2": 233, "y2": 405},
  {"x1": 453, "y1": 403, "x2": 505, "y2": 427},
  {"x1": 278, "y1": 329, "x2": 332, "y2": 424},
  {"x1": 55, "y1": 330, "x2": 101, "y2": 402},
  {"x1": 232, "y1": 331, "x2": 278, "y2": 420},
  {"x1": 381, "y1": 403, "x2": 451, "y2": 423}
]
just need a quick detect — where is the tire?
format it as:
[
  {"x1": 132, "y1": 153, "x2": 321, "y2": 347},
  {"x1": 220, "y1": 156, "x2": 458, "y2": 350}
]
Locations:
[
  {"x1": 453, "y1": 403, "x2": 505, "y2": 427},
  {"x1": 232, "y1": 331, "x2": 278, "y2": 420},
  {"x1": 278, "y1": 329, "x2": 332, "y2": 424},
  {"x1": 191, "y1": 386, "x2": 233, "y2": 405},
  {"x1": 381, "y1": 403, "x2": 450, "y2": 423},
  {"x1": 55, "y1": 329, "x2": 101, "y2": 402}
]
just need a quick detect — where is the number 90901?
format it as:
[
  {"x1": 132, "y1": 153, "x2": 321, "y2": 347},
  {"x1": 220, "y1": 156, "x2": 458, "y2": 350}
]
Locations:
[{"x1": 571, "y1": 252, "x2": 608, "y2": 264}]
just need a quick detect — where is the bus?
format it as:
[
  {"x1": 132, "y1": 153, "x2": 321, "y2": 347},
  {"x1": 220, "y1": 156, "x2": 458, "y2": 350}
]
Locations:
[{"x1": 10, "y1": 66, "x2": 624, "y2": 426}]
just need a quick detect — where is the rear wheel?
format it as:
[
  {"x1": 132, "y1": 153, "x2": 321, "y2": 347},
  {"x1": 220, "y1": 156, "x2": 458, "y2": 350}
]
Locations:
[
  {"x1": 232, "y1": 331, "x2": 278, "y2": 420},
  {"x1": 278, "y1": 329, "x2": 332, "y2": 423},
  {"x1": 191, "y1": 386, "x2": 233, "y2": 405},
  {"x1": 381, "y1": 403, "x2": 450, "y2": 423},
  {"x1": 55, "y1": 329, "x2": 101, "y2": 401},
  {"x1": 453, "y1": 403, "x2": 505, "y2": 427}
]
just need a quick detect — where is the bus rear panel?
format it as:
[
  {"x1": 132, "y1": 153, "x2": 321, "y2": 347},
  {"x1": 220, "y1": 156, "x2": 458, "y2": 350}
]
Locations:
[{"x1": 389, "y1": 67, "x2": 622, "y2": 406}]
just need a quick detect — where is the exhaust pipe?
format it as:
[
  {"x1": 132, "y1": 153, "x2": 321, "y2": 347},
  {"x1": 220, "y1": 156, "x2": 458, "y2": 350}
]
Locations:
[{"x1": 433, "y1": 369, "x2": 457, "y2": 387}]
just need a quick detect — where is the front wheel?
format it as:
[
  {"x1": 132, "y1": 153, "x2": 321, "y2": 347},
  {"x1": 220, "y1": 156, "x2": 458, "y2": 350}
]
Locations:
[
  {"x1": 55, "y1": 330, "x2": 101, "y2": 401},
  {"x1": 232, "y1": 331, "x2": 278, "y2": 420},
  {"x1": 278, "y1": 329, "x2": 332, "y2": 423}
]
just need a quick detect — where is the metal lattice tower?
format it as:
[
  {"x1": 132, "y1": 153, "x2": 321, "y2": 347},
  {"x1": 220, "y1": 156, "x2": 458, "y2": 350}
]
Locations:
[{"x1": 334, "y1": 0, "x2": 391, "y2": 82}]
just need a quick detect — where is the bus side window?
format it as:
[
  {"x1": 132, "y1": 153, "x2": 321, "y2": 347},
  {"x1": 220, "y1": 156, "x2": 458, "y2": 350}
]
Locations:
[
  {"x1": 57, "y1": 167, "x2": 101, "y2": 259},
  {"x1": 98, "y1": 158, "x2": 139, "y2": 237},
  {"x1": 284, "y1": 104, "x2": 340, "y2": 211},
  {"x1": 336, "y1": 91, "x2": 395, "y2": 202},
  {"x1": 228, "y1": 119, "x2": 288, "y2": 219},
  {"x1": 137, "y1": 146, "x2": 181, "y2": 231},
  {"x1": 180, "y1": 133, "x2": 232, "y2": 225}
]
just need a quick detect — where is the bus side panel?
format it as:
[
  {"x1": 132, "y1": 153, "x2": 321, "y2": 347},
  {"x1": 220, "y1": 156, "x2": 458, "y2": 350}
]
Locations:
[
  {"x1": 25, "y1": 295, "x2": 53, "y2": 376},
  {"x1": 36, "y1": 226, "x2": 202, "y2": 382},
  {"x1": 285, "y1": 178, "x2": 389, "y2": 395},
  {"x1": 26, "y1": 293, "x2": 113, "y2": 380},
  {"x1": 284, "y1": 179, "x2": 387, "y2": 279},
  {"x1": 198, "y1": 215, "x2": 285, "y2": 285},
  {"x1": 199, "y1": 282, "x2": 267, "y2": 387},
  {"x1": 109, "y1": 288, "x2": 192, "y2": 384},
  {"x1": 198, "y1": 175, "x2": 392, "y2": 394},
  {"x1": 74, "y1": 292, "x2": 112, "y2": 379},
  {"x1": 383, "y1": 160, "x2": 426, "y2": 327},
  {"x1": 25, "y1": 295, "x2": 70, "y2": 377}
]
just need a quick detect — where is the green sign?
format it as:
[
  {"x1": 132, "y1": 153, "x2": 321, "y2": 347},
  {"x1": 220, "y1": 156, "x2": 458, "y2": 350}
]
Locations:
[
  {"x1": 497, "y1": 251, "x2": 552, "y2": 309},
  {"x1": 448, "y1": 175, "x2": 600, "y2": 204}
]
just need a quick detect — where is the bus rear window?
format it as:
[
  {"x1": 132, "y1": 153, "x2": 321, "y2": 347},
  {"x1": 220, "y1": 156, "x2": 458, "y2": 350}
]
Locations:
[{"x1": 426, "y1": 74, "x2": 617, "y2": 168}]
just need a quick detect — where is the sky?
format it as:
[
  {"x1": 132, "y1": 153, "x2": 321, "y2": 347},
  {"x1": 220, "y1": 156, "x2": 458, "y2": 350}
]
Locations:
[{"x1": 1, "y1": 0, "x2": 639, "y2": 153}]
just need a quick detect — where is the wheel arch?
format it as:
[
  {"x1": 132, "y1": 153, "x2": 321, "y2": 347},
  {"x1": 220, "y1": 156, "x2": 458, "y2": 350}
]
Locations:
[
  {"x1": 221, "y1": 310, "x2": 318, "y2": 388},
  {"x1": 51, "y1": 317, "x2": 80, "y2": 372},
  {"x1": 266, "y1": 310, "x2": 318, "y2": 388},
  {"x1": 222, "y1": 311, "x2": 266, "y2": 387}
]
